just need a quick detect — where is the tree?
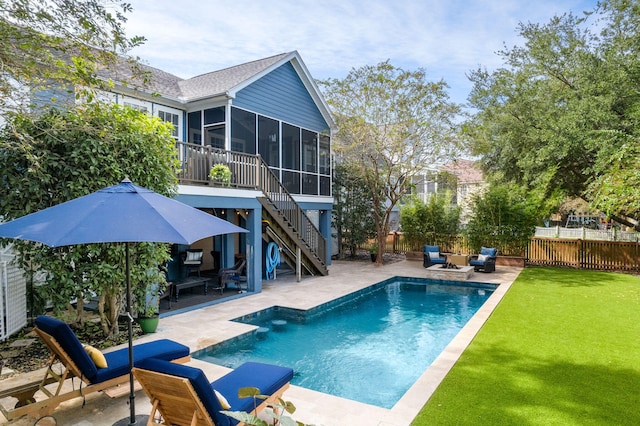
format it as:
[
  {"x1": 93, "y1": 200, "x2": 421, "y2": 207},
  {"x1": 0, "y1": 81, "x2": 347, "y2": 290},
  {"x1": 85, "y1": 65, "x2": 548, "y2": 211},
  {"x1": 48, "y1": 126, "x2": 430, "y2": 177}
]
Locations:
[
  {"x1": 465, "y1": 183, "x2": 539, "y2": 256},
  {"x1": 0, "y1": 0, "x2": 144, "y2": 115},
  {"x1": 332, "y1": 162, "x2": 377, "y2": 258},
  {"x1": 466, "y1": 0, "x2": 640, "y2": 225},
  {"x1": 0, "y1": 102, "x2": 179, "y2": 336},
  {"x1": 399, "y1": 193, "x2": 460, "y2": 251},
  {"x1": 318, "y1": 61, "x2": 461, "y2": 264}
]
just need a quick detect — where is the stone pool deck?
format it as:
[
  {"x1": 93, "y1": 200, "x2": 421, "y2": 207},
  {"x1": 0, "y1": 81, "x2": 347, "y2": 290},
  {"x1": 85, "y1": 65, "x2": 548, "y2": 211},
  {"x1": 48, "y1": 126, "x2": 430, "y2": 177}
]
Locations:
[{"x1": 3, "y1": 259, "x2": 521, "y2": 426}]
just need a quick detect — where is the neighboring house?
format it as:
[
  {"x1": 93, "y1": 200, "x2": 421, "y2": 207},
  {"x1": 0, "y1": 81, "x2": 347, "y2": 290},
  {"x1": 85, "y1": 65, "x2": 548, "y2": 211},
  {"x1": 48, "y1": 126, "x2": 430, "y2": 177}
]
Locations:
[
  {"x1": 95, "y1": 51, "x2": 334, "y2": 293},
  {"x1": 441, "y1": 159, "x2": 485, "y2": 223},
  {"x1": 410, "y1": 168, "x2": 445, "y2": 204}
]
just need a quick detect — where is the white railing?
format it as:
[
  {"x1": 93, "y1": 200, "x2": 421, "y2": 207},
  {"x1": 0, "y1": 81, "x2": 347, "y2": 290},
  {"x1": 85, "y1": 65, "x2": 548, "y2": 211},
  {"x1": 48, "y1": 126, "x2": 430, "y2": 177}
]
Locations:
[{"x1": 535, "y1": 226, "x2": 640, "y2": 242}]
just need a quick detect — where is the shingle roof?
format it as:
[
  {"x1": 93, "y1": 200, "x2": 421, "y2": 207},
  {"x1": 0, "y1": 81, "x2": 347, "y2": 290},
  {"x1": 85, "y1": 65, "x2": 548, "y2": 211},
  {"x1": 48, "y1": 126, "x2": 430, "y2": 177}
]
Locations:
[
  {"x1": 178, "y1": 52, "x2": 291, "y2": 101},
  {"x1": 100, "y1": 52, "x2": 292, "y2": 103},
  {"x1": 441, "y1": 159, "x2": 484, "y2": 183}
]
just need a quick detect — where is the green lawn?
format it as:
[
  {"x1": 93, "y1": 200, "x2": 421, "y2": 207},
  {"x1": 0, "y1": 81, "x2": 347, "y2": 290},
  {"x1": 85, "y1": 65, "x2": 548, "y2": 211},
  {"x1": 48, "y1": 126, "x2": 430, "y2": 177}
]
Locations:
[{"x1": 412, "y1": 267, "x2": 640, "y2": 426}]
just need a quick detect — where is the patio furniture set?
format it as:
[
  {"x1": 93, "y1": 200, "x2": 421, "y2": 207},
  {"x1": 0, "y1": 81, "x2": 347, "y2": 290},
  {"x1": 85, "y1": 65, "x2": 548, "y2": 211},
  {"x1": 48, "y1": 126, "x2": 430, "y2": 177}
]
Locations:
[{"x1": 423, "y1": 245, "x2": 498, "y2": 280}]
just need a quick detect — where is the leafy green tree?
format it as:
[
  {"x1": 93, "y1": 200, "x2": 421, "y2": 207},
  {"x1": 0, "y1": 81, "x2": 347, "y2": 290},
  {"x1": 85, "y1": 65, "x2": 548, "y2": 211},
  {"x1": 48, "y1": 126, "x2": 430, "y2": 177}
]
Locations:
[
  {"x1": 0, "y1": 103, "x2": 179, "y2": 336},
  {"x1": 465, "y1": 183, "x2": 538, "y2": 256},
  {"x1": 466, "y1": 0, "x2": 640, "y2": 225},
  {"x1": 319, "y1": 61, "x2": 461, "y2": 264},
  {"x1": 0, "y1": 0, "x2": 144, "y2": 115},
  {"x1": 332, "y1": 162, "x2": 376, "y2": 258},
  {"x1": 400, "y1": 193, "x2": 460, "y2": 251}
]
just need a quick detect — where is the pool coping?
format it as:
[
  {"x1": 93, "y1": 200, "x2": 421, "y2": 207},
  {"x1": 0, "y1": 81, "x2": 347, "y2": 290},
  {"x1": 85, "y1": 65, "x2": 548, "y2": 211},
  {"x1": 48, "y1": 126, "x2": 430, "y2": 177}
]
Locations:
[
  {"x1": 3, "y1": 261, "x2": 521, "y2": 426},
  {"x1": 193, "y1": 278, "x2": 499, "y2": 408},
  {"x1": 388, "y1": 272, "x2": 513, "y2": 424}
]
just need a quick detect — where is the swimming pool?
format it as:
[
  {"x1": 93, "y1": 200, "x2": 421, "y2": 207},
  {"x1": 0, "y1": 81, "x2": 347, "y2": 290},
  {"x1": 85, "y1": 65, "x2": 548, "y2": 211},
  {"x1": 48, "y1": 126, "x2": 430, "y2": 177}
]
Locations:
[{"x1": 194, "y1": 277, "x2": 496, "y2": 408}]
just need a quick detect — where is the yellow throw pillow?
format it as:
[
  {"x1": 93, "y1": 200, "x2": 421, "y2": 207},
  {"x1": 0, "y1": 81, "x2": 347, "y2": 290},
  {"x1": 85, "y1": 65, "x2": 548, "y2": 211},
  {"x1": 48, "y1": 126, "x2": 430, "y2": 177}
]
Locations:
[
  {"x1": 214, "y1": 389, "x2": 231, "y2": 410},
  {"x1": 83, "y1": 344, "x2": 108, "y2": 369}
]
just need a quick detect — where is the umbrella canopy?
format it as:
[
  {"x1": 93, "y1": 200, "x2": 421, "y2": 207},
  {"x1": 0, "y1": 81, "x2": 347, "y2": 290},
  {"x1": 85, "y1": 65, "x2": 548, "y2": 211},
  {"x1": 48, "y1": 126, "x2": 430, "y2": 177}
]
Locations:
[
  {"x1": 0, "y1": 178, "x2": 247, "y2": 246},
  {"x1": 0, "y1": 178, "x2": 248, "y2": 426}
]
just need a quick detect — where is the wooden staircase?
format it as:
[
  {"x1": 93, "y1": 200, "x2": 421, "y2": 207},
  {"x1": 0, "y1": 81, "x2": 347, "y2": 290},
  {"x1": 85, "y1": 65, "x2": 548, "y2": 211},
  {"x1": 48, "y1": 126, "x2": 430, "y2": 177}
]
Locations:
[
  {"x1": 256, "y1": 162, "x2": 328, "y2": 277},
  {"x1": 175, "y1": 142, "x2": 328, "y2": 277}
]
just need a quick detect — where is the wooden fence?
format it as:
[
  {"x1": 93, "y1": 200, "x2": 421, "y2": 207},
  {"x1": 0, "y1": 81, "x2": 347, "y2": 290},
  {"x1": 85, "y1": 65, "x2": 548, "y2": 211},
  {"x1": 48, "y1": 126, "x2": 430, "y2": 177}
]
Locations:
[
  {"x1": 527, "y1": 238, "x2": 640, "y2": 272},
  {"x1": 366, "y1": 233, "x2": 640, "y2": 272}
]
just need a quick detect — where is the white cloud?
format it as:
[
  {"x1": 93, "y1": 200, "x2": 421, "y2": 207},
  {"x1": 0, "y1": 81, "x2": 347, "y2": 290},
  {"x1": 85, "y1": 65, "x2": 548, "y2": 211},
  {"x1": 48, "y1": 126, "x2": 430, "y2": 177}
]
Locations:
[{"x1": 123, "y1": 0, "x2": 599, "y2": 104}]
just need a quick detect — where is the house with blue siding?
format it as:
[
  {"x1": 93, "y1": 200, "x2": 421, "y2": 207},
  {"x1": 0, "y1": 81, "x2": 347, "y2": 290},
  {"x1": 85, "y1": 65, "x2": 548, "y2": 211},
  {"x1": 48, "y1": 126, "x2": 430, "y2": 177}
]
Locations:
[{"x1": 102, "y1": 51, "x2": 334, "y2": 294}]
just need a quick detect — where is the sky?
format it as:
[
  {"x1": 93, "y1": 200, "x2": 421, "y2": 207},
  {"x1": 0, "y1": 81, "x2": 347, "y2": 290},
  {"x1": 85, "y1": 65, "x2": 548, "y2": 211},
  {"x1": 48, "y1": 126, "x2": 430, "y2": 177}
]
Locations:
[{"x1": 121, "y1": 0, "x2": 600, "y2": 106}]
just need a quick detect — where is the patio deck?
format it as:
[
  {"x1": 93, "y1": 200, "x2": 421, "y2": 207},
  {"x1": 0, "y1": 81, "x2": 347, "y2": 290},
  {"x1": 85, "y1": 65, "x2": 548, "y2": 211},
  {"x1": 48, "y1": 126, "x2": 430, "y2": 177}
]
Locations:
[{"x1": 3, "y1": 260, "x2": 521, "y2": 426}]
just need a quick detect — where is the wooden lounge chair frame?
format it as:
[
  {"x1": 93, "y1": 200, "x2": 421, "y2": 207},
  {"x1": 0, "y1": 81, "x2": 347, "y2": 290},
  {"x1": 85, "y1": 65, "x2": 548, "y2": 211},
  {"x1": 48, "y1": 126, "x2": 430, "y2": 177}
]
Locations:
[
  {"x1": 132, "y1": 367, "x2": 290, "y2": 426},
  {"x1": 0, "y1": 327, "x2": 190, "y2": 421}
]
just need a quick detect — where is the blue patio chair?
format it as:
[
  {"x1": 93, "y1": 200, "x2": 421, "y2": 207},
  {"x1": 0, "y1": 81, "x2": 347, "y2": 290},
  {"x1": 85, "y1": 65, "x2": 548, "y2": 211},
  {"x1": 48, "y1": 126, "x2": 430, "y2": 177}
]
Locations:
[
  {"x1": 423, "y1": 245, "x2": 447, "y2": 268},
  {"x1": 133, "y1": 358, "x2": 294, "y2": 426},
  {"x1": 469, "y1": 246, "x2": 498, "y2": 272}
]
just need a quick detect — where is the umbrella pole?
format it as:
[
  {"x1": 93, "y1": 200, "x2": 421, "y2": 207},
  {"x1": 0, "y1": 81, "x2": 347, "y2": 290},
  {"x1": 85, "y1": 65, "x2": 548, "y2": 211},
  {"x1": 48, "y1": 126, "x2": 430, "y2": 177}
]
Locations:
[
  {"x1": 126, "y1": 242, "x2": 136, "y2": 425},
  {"x1": 113, "y1": 242, "x2": 147, "y2": 426}
]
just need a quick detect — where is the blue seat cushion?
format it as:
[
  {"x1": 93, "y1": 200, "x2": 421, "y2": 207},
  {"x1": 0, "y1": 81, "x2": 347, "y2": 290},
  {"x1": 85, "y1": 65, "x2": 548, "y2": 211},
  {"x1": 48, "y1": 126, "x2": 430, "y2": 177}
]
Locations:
[
  {"x1": 95, "y1": 339, "x2": 190, "y2": 383},
  {"x1": 35, "y1": 315, "x2": 190, "y2": 384},
  {"x1": 469, "y1": 259, "x2": 484, "y2": 266},
  {"x1": 212, "y1": 362, "x2": 294, "y2": 413}
]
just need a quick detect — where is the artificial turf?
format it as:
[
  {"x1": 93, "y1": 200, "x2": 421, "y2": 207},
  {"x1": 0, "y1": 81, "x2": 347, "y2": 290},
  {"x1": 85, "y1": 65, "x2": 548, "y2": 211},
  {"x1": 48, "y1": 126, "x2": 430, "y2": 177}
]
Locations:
[{"x1": 411, "y1": 267, "x2": 640, "y2": 426}]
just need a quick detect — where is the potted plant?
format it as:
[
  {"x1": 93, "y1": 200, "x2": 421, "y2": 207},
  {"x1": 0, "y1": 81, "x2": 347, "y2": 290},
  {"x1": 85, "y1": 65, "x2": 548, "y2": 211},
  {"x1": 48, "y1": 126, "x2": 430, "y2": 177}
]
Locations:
[
  {"x1": 137, "y1": 282, "x2": 162, "y2": 334},
  {"x1": 138, "y1": 309, "x2": 159, "y2": 334},
  {"x1": 209, "y1": 164, "x2": 232, "y2": 186}
]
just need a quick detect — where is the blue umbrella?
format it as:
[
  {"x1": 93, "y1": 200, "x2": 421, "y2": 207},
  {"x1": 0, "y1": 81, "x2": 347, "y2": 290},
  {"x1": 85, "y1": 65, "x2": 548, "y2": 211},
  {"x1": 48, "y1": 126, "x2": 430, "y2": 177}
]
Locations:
[{"x1": 0, "y1": 178, "x2": 248, "y2": 425}]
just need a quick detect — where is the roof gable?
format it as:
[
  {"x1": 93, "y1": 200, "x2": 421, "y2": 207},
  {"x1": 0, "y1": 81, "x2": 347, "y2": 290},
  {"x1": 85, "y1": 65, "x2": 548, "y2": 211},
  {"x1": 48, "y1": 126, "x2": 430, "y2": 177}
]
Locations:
[
  {"x1": 177, "y1": 52, "x2": 291, "y2": 101},
  {"x1": 102, "y1": 51, "x2": 334, "y2": 130}
]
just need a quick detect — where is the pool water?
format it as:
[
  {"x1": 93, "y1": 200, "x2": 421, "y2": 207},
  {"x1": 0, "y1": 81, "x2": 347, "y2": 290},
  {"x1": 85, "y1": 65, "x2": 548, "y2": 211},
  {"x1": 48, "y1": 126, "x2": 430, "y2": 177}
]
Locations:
[{"x1": 194, "y1": 278, "x2": 495, "y2": 408}]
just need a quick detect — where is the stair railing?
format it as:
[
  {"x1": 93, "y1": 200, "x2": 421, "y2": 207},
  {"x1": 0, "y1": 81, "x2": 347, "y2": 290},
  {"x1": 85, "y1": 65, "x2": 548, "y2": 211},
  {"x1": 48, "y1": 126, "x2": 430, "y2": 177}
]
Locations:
[{"x1": 175, "y1": 142, "x2": 326, "y2": 266}]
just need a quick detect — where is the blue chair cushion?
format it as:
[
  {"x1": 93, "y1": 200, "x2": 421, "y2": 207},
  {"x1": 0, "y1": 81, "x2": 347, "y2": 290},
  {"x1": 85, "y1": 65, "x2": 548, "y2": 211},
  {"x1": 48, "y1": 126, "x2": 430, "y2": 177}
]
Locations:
[
  {"x1": 469, "y1": 258, "x2": 484, "y2": 266},
  {"x1": 424, "y1": 245, "x2": 440, "y2": 254},
  {"x1": 480, "y1": 247, "x2": 498, "y2": 257},
  {"x1": 36, "y1": 315, "x2": 190, "y2": 384},
  {"x1": 35, "y1": 315, "x2": 98, "y2": 382}
]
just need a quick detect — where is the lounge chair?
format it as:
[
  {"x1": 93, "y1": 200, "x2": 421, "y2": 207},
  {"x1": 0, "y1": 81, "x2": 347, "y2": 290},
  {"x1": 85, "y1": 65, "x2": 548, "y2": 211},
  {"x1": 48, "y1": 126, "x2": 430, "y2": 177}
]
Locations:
[
  {"x1": 423, "y1": 245, "x2": 447, "y2": 268},
  {"x1": 132, "y1": 358, "x2": 294, "y2": 426},
  {"x1": 469, "y1": 246, "x2": 498, "y2": 272},
  {"x1": 219, "y1": 259, "x2": 247, "y2": 291},
  {"x1": 0, "y1": 315, "x2": 190, "y2": 421}
]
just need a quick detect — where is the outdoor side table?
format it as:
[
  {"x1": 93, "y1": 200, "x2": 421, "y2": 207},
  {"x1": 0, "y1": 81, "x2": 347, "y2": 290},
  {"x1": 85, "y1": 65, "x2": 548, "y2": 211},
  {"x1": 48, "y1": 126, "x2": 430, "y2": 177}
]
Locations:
[{"x1": 449, "y1": 254, "x2": 469, "y2": 266}]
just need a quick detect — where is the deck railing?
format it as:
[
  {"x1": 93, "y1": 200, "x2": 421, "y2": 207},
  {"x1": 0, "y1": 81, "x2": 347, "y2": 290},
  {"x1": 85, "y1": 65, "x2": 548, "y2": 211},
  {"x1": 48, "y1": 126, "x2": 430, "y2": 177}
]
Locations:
[{"x1": 175, "y1": 142, "x2": 326, "y2": 265}]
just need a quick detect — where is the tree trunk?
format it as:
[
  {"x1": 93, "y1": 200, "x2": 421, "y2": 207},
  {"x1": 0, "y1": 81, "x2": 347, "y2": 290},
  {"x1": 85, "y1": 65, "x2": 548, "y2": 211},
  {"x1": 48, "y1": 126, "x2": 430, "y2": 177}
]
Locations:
[{"x1": 98, "y1": 292, "x2": 121, "y2": 337}]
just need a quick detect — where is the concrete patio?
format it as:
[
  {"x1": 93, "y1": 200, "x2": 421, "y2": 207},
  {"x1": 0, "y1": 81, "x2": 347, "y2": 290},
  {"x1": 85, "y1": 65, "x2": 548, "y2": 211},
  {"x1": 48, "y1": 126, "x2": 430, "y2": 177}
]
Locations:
[{"x1": 3, "y1": 259, "x2": 521, "y2": 426}]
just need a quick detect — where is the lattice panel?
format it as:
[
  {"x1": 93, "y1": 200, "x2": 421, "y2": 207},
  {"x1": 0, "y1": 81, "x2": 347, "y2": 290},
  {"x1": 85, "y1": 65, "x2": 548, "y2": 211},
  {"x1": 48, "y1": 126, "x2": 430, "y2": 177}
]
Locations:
[{"x1": 0, "y1": 248, "x2": 27, "y2": 341}]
